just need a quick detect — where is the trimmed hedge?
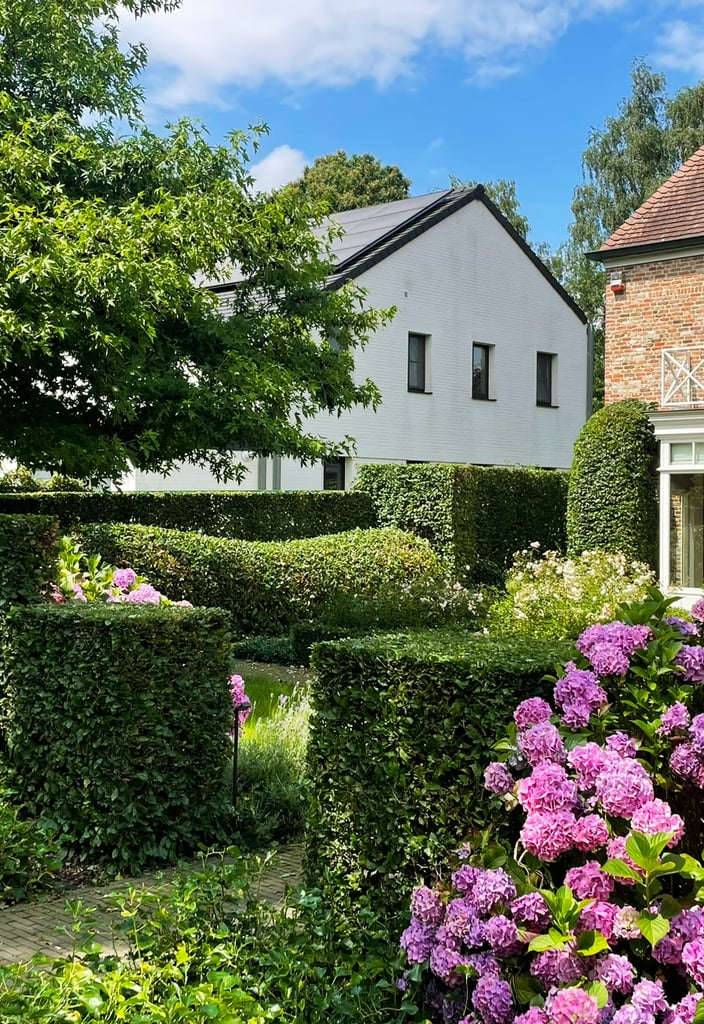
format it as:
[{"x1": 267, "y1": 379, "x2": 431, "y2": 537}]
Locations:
[
  {"x1": 0, "y1": 604, "x2": 233, "y2": 869},
  {"x1": 567, "y1": 400, "x2": 658, "y2": 567},
  {"x1": 77, "y1": 523, "x2": 447, "y2": 635},
  {"x1": 355, "y1": 463, "x2": 568, "y2": 583},
  {"x1": 0, "y1": 491, "x2": 376, "y2": 541},
  {"x1": 0, "y1": 514, "x2": 59, "y2": 607},
  {"x1": 306, "y1": 630, "x2": 572, "y2": 910}
]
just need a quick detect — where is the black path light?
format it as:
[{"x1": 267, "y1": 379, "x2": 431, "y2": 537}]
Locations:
[{"x1": 232, "y1": 700, "x2": 252, "y2": 813}]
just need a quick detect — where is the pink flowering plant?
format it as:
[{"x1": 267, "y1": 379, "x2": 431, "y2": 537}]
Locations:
[
  {"x1": 52, "y1": 536, "x2": 192, "y2": 607},
  {"x1": 399, "y1": 589, "x2": 704, "y2": 1024}
]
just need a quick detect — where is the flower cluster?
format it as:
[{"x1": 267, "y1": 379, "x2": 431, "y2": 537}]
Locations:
[
  {"x1": 402, "y1": 598, "x2": 704, "y2": 1024},
  {"x1": 229, "y1": 674, "x2": 252, "y2": 730}
]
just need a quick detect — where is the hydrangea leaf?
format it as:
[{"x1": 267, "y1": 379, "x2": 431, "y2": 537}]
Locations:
[
  {"x1": 575, "y1": 930, "x2": 610, "y2": 957},
  {"x1": 636, "y1": 910, "x2": 670, "y2": 947},
  {"x1": 601, "y1": 858, "x2": 642, "y2": 883}
]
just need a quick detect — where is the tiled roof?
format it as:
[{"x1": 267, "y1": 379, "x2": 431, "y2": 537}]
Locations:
[{"x1": 598, "y1": 144, "x2": 704, "y2": 257}]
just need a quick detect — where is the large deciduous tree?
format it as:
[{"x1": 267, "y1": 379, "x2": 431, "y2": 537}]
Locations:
[
  {"x1": 281, "y1": 150, "x2": 411, "y2": 212},
  {"x1": 0, "y1": 2, "x2": 388, "y2": 481},
  {"x1": 560, "y1": 60, "x2": 704, "y2": 406}
]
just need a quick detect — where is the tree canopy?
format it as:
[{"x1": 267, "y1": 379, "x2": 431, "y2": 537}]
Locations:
[
  {"x1": 281, "y1": 150, "x2": 411, "y2": 213},
  {"x1": 449, "y1": 176, "x2": 531, "y2": 240},
  {"x1": 0, "y1": 2, "x2": 388, "y2": 481}
]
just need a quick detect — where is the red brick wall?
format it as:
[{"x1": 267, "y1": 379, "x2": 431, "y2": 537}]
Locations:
[{"x1": 604, "y1": 253, "x2": 704, "y2": 408}]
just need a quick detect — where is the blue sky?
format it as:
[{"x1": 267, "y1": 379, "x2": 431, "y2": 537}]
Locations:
[{"x1": 119, "y1": 0, "x2": 704, "y2": 252}]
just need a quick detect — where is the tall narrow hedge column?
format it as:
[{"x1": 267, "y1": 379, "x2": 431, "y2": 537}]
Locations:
[{"x1": 0, "y1": 604, "x2": 233, "y2": 869}]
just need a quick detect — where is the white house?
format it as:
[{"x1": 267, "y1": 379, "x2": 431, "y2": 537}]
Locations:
[{"x1": 130, "y1": 187, "x2": 590, "y2": 492}]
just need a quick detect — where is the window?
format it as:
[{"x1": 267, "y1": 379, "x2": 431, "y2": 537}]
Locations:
[
  {"x1": 323, "y1": 458, "x2": 346, "y2": 490},
  {"x1": 472, "y1": 344, "x2": 490, "y2": 400},
  {"x1": 408, "y1": 333, "x2": 427, "y2": 392},
  {"x1": 536, "y1": 352, "x2": 556, "y2": 406}
]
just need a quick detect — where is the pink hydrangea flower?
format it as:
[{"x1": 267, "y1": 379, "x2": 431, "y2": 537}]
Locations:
[
  {"x1": 521, "y1": 810, "x2": 576, "y2": 861},
  {"x1": 579, "y1": 900, "x2": 619, "y2": 942},
  {"x1": 670, "y1": 743, "x2": 704, "y2": 788},
  {"x1": 410, "y1": 885, "x2": 445, "y2": 926},
  {"x1": 547, "y1": 986, "x2": 599, "y2": 1024},
  {"x1": 514, "y1": 697, "x2": 553, "y2": 731},
  {"x1": 632, "y1": 979, "x2": 668, "y2": 1016},
  {"x1": 519, "y1": 720, "x2": 567, "y2": 766},
  {"x1": 517, "y1": 763, "x2": 578, "y2": 814},
  {"x1": 691, "y1": 599, "x2": 704, "y2": 623},
  {"x1": 113, "y1": 567, "x2": 137, "y2": 589},
  {"x1": 572, "y1": 814, "x2": 609, "y2": 852},
  {"x1": 483, "y1": 915, "x2": 524, "y2": 957},
  {"x1": 594, "y1": 759, "x2": 654, "y2": 817},
  {"x1": 682, "y1": 937, "x2": 704, "y2": 986},
  {"x1": 565, "y1": 861, "x2": 614, "y2": 900},
  {"x1": 675, "y1": 645, "x2": 704, "y2": 683},
  {"x1": 125, "y1": 582, "x2": 161, "y2": 604},
  {"x1": 569, "y1": 743, "x2": 618, "y2": 791},
  {"x1": 229, "y1": 674, "x2": 251, "y2": 729},
  {"x1": 593, "y1": 953, "x2": 635, "y2": 994},
  {"x1": 630, "y1": 798, "x2": 685, "y2": 846},
  {"x1": 605, "y1": 732, "x2": 638, "y2": 759}
]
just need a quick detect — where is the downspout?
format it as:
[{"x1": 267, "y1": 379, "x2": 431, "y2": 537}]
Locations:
[{"x1": 586, "y1": 323, "x2": 594, "y2": 419}]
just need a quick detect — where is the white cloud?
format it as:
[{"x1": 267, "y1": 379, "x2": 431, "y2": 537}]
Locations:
[
  {"x1": 655, "y1": 18, "x2": 704, "y2": 76},
  {"x1": 119, "y1": 0, "x2": 631, "y2": 110},
  {"x1": 250, "y1": 145, "x2": 307, "y2": 192}
]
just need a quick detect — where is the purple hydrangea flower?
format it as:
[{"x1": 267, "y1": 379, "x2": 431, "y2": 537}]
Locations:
[
  {"x1": 517, "y1": 763, "x2": 578, "y2": 814},
  {"x1": 530, "y1": 947, "x2": 584, "y2": 986},
  {"x1": 554, "y1": 664, "x2": 607, "y2": 713},
  {"x1": 675, "y1": 645, "x2": 704, "y2": 683},
  {"x1": 653, "y1": 934, "x2": 684, "y2": 965},
  {"x1": 466, "y1": 952, "x2": 501, "y2": 977},
  {"x1": 593, "y1": 953, "x2": 635, "y2": 994},
  {"x1": 632, "y1": 979, "x2": 668, "y2": 1016},
  {"x1": 452, "y1": 864, "x2": 480, "y2": 896},
  {"x1": 484, "y1": 762, "x2": 515, "y2": 795},
  {"x1": 579, "y1": 900, "x2": 619, "y2": 941},
  {"x1": 125, "y1": 582, "x2": 161, "y2": 604},
  {"x1": 411, "y1": 885, "x2": 445, "y2": 925},
  {"x1": 691, "y1": 600, "x2": 704, "y2": 623},
  {"x1": 483, "y1": 914, "x2": 524, "y2": 956},
  {"x1": 514, "y1": 697, "x2": 553, "y2": 731},
  {"x1": 472, "y1": 975, "x2": 513, "y2": 1024},
  {"x1": 471, "y1": 869, "x2": 517, "y2": 915},
  {"x1": 562, "y1": 702, "x2": 593, "y2": 729},
  {"x1": 605, "y1": 732, "x2": 638, "y2": 758},
  {"x1": 519, "y1": 720, "x2": 567, "y2": 766},
  {"x1": 682, "y1": 937, "x2": 704, "y2": 985},
  {"x1": 664, "y1": 995, "x2": 702, "y2": 1024},
  {"x1": 577, "y1": 622, "x2": 652, "y2": 658},
  {"x1": 521, "y1": 810, "x2": 576, "y2": 861},
  {"x1": 589, "y1": 643, "x2": 630, "y2": 677},
  {"x1": 443, "y1": 898, "x2": 479, "y2": 940},
  {"x1": 400, "y1": 917, "x2": 436, "y2": 963},
  {"x1": 672, "y1": 907, "x2": 704, "y2": 943},
  {"x1": 692, "y1": 714, "x2": 704, "y2": 753},
  {"x1": 514, "y1": 1011, "x2": 548, "y2": 1024},
  {"x1": 664, "y1": 616, "x2": 698, "y2": 637},
  {"x1": 430, "y1": 943, "x2": 466, "y2": 986},
  {"x1": 658, "y1": 702, "x2": 691, "y2": 736},
  {"x1": 511, "y1": 892, "x2": 551, "y2": 930},
  {"x1": 113, "y1": 567, "x2": 137, "y2": 589},
  {"x1": 670, "y1": 743, "x2": 704, "y2": 788}
]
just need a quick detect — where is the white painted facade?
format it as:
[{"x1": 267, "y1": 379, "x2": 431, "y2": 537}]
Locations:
[{"x1": 132, "y1": 197, "x2": 589, "y2": 492}]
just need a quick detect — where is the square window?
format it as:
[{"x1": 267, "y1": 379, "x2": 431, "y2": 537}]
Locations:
[
  {"x1": 472, "y1": 344, "x2": 490, "y2": 400},
  {"x1": 671, "y1": 442, "x2": 693, "y2": 464},
  {"x1": 323, "y1": 458, "x2": 346, "y2": 490},
  {"x1": 408, "y1": 333, "x2": 427, "y2": 392},
  {"x1": 536, "y1": 352, "x2": 555, "y2": 407}
]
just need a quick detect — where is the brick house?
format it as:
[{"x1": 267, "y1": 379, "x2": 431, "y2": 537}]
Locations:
[{"x1": 590, "y1": 145, "x2": 704, "y2": 598}]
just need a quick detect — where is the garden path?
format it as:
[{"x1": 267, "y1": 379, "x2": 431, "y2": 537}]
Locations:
[{"x1": 0, "y1": 844, "x2": 302, "y2": 965}]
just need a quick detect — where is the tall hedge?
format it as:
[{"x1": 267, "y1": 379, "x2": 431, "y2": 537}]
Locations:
[
  {"x1": 0, "y1": 604, "x2": 233, "y2": 869},
  {"x1": 0, "y1": 514, "x2": 59, "y2": 607},
  {"x1": 306, "y1": 630, "x2": 573, "y2": 911},
  {"x1": 567, "y1": 400, "x2": 658, "y2": 567},
  {"x1": 0, "y1": 491, "x2": 376, "y2": 541},
  {"x1": 355, "y1": 463, "x2": 567, "y2": 583},
  {"x1": 77, "y1": 523, "x2": 447, "y2": 635}
]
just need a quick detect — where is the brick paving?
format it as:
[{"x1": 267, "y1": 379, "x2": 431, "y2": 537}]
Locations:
[{"x1": 0, "y1": 844, "x2": 303, "y2": 965}]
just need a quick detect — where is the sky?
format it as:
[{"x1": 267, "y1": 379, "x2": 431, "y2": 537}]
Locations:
[{"x1": 118, "y1": 0, "x2": 704, "y2": 252}]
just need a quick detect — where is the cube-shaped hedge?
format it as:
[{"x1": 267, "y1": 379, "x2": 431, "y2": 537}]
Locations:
[
  {"x1": 0, "y1": 604, "x2": 233, "y2": 869},
  {"x1": 0, "y1": 513, "x2": 59, "y2": 607},
  {"x1": 306, "y1": 630, "x2": 572, "y2": 910}
]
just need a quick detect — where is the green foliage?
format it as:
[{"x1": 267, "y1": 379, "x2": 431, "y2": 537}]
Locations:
[
  {"x1": 0, "y1": 489, "x2": 376, "y2": 540},
  {"x1": 0, "y1": 466, "x2": 89, "y2": 492},
  {"x1": 233, "y1": 634, "x2": 299, "y2": 664},
  {"x1": 0, "y1": 853, "x2": 410, "y2": 1022},
  {"x1": 0, "y1": 798, "x2": 63, "y2": 903},
  {"x1": 0, "y1": 4, "x2": 389, "y2": 481},
  {"x1": 0, "y1": 513, "x2": 59, "y2": 607},
  {"x1": 355, "y1": 462, "x2": 568, "y2": 584},
  {"x1": 236, "y1": 695, "x2": 311, "y2": 845},
  {"x1": 567, "y1": 399, "x2": 658, "y2": 566},
  {"x1": 280, "y1": 149, "x2": 411, "y2": 212},
  {"x1": 0, "y1": 603, "x2": 233, "y2": 869},
  {"x1": 487, "y1": 547, "x2": 655, "y2": 640},
  {"x1": 76, "y1": 522, "x2": 447, "y2": 634},
  {"x1": 306, "y1": 630, "x2": 572, "y2": 910}
]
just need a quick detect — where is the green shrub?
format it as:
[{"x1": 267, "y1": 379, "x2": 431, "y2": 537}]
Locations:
[
  {"x1": 0, "y1": 603, "x2": 233, "y2": 870},
  {"x1": 567, "y1": 399, "x2": 658, "y2": 566},
  {"x1": 306, "y1": 630, "x2": 572, "y2": 911},
  {"x1": 0, "y1": 513, "x2": 59, "y2": 607},
  {"x1": 0, "y1": 489, "x2": 376, "y2": 540},
  {"x1": 0, "y1": 798, "x2": 63, "y2": 903},
  {"x1": 76, "y1": 523, "x2": 447, "y2": 635},
  {"x1": 355, "y1": 463, "x2": 567, "y2": 583},
  {"x1": 233, "y1": 635, "x2": 299, "y2": 664},
  {"x1": 486, "y1": 546, "x2": 656, "y2": 640}
]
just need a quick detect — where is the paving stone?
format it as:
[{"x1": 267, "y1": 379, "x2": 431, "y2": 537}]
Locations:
[{"x1": 0, "y1": 844, "x2": 302, "y2": 965}]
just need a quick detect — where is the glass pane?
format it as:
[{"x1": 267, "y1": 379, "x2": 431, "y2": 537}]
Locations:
[
  {"x1": 472, "y1": 345, "x2": 488, "y2": 399},
  {"x1": 408, "y1": 334, "x2": 425, "y2": 391},
  {"x1": 536, "y1": 353, "x2": 552, "y2": 406},
  {"x1": 323, "y1": 458, "x2": 345, "y2": 490},
  {"x1": 671, "y1": 443, "x2": 693, "y2": 464},
  {"x1": 671, "y1": 473, "x2": 704, "y2": 587},
  {"x1": 695, "y1": 443, "x2": 704, "y2": 465}
]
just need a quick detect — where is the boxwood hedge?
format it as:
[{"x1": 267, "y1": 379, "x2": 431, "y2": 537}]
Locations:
[
  {"x1": 0, "y1": 513, "x2": 59, "y2": 607},
  {"x1": 306, "y1": 630, "x2": 572, "y2": 910},
  {"x1": 0, "y1": 490, "x2": 376, "y2": 540},
  {"x1": 0, "y1": 603, "x2": 233, "y2": 869},
  {"x1": 77, "y1": 523, "x2": 447, "y2": 635},
  {"x1": 355, "y1": 463, "x2": 567, "y2": 584}
]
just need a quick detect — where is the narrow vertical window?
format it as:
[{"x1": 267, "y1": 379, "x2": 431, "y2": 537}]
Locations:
[
  {"x1": 323, "y1": 458, "x2": 346, "y2": 490},
  {"x1": 537, "y1": 352, "x2": 555, "y2": 406},
  {"x1": 408, "y1": 333, "x2": 427, "y2": 392},
  {"x1": 472, "y1": 344, "x2": 490, "y2": 400}
]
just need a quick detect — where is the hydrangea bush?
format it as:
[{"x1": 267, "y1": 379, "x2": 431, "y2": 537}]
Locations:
[
  {"x1": 487, "y1": 548, "x2": 655, "y2": 641},
  {"x1": 52, "y1": 535, "x2": 191, "y2": 606},
  {"x1": 400, "y1": 589, "x2": 704, "y2": 1024}
]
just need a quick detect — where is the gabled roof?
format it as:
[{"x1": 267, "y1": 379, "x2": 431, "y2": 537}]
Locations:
[
  {"x1": 209, "y1": 187, "x2": 586, "y2": 323},
  {"x1": 591, "y1": 144, "x2": 704, "y2": 262}
]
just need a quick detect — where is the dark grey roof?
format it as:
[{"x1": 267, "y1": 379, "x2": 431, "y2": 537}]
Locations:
[{"x1": 208, "y1": 187, "x2": 587, "y2": 324}]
